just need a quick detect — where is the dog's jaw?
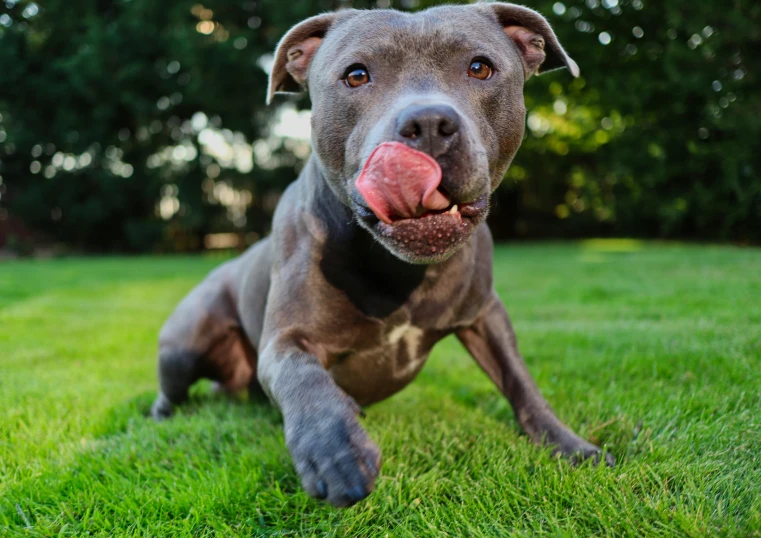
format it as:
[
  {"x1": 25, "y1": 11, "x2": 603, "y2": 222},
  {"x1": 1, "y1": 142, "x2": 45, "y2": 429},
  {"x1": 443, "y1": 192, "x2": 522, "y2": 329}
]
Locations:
[{"x1": 352, "y1": 194, "x2": 489, "y2": 264}]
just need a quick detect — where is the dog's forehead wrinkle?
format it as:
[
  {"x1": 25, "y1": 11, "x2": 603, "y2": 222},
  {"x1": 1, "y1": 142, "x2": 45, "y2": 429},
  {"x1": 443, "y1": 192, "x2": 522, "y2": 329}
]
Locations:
[{"x1": 324, "y1": 7, "x2": 505, "y2": 65}]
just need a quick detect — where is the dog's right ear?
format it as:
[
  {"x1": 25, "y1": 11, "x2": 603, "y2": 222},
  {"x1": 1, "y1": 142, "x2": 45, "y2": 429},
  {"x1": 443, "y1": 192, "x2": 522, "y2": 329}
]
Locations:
[{"x1": 267, "y1": 13, "x2": 339, "y2": 105}]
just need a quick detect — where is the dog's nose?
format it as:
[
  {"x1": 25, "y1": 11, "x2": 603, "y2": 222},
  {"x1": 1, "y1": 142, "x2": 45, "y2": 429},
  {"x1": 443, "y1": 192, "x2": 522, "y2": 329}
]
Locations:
[{"x1": 395, "y1": 104, "x2": 460, "y2": 158}]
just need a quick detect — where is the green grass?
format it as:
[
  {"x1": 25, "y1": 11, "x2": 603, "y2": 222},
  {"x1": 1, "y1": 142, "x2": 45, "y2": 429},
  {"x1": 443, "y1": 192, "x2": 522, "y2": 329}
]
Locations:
[{"x1": 1, "y1": 242, "x2": 760, "y2": 537}]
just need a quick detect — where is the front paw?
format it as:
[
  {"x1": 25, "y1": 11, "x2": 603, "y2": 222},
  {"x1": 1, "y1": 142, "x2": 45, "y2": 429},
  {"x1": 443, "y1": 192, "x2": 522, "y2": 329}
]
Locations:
[
  {"x1": 548, "y1": 426, "x2": 615, "y2": 467},
  {"x1": 285, "y1": 409, "x2": 382, "y2": 507},
  {"x1": 557, "y1": 437, "x2": 616, "y2": 467},
  {"x1": 526, "y1": 414, "x2": 615, "y2": 467}
]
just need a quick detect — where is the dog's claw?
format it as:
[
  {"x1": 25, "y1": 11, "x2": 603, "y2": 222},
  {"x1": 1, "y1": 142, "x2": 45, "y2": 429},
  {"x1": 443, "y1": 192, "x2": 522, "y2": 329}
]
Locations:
[
  {"x1": 562, "y1": 444, "x2": 616, "y2": 468},
  {"x1": 316, "y1": 479, "x2": 328, "y2": 499},
  {"x1": 364, "y1": 456, "x2": 378, "y2": 476},
  {"x1": 346, "y1": 485, "x2": 367, "y2": 503},
  {"x1": 150, "y1": 393, "x2": 175, "y2": 421}
]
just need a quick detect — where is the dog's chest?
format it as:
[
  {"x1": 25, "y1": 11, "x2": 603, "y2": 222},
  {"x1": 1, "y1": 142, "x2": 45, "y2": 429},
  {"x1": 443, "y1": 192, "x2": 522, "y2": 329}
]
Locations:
[
  {"x1": 327, "y1": 320, "x2": 434, "y2": 405},
  {"x1": 378, "y1": 321, "x2": 427, "y2": 374}
]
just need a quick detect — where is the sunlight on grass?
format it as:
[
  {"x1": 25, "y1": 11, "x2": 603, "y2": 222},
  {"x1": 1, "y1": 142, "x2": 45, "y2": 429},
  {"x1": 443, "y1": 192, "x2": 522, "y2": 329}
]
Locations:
[{"x1": 580, "y1": 238, "x2": 645, "y2": 252}]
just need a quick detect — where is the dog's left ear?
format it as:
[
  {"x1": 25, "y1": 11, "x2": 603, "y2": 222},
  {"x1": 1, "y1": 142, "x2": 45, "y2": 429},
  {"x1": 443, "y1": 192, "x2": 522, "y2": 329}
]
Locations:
[
  {"x1": 478, "y1": 2, "x2": 579, "y2": 79},
  {"x1": 267, "y1": 12, "x2": 340, "y2": 104}
]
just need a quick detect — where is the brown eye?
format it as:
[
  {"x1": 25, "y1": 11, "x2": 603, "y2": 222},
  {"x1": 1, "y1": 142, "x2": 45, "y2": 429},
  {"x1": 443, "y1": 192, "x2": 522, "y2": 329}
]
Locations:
[
  {"x1": 468, "y1": 59, "x2": 493, "y2": 80},
  {"x1": 344, "y1": 65, "x2": 370, "y2": 88}
]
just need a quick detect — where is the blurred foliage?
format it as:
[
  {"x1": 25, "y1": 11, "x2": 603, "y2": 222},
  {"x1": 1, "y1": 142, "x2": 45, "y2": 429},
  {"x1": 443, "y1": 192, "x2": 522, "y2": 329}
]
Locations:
[
  {"x1": 495, "y1": 0, "x2": 761, "y2": 242},
  {"x1": 0, "y1": 0, "x2": 759, "y2": 252}
]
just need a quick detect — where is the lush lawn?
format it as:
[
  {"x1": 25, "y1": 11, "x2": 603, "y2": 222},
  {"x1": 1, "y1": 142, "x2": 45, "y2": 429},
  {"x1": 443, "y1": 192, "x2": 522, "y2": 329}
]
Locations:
[{"x1": 1, "y1": 242, "x2": 760, "y2": 537}]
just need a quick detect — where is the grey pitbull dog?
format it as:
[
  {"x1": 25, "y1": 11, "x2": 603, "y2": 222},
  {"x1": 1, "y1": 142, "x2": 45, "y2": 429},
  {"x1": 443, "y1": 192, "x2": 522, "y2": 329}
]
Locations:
[{"x1": 152, "y1": 2, "x2": 614, "y2": 507}]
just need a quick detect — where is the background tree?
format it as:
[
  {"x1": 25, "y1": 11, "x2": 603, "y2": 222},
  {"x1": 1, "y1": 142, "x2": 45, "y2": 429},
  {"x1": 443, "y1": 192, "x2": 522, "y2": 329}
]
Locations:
[{"x1": 0, "y1": 0, "x2": 759, "y2": 252}]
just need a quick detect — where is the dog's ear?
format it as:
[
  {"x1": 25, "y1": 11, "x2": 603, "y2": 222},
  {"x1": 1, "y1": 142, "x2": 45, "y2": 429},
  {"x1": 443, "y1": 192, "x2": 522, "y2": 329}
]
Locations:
[
  {"x1": 479, "y1": 2, "x2": 579, "y2": 79},
  {"x1": 267, "y1": 12, "x2": 339, "y2": 104}
]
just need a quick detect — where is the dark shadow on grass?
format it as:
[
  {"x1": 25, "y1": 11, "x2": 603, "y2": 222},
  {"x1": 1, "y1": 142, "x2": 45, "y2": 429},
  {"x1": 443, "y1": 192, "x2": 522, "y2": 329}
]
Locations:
[{"x1": 92, "y1": 383, "x2": 281, "y2": 440}]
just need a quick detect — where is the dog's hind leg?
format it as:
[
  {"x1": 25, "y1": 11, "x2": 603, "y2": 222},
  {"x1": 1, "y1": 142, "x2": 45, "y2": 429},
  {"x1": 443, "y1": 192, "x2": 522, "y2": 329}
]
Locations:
[
  {"x1": 151, "y1": 258, "x2": 257, "y2": 420},
  {"x1": 152, "y1": 349, "x2": 209, "y2": 419},
  {"x1": 151, "y1": 239, "x2": 272, "y2": 420},
  {"x1": 152, "y1": 331, "x2": 257, "y2": 419}
]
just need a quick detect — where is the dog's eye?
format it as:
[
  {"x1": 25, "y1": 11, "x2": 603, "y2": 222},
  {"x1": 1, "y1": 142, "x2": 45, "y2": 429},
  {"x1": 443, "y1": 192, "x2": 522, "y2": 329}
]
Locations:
[
  {"x1": 344, "y1": 64, "x2": 371, "y2": 88},
  {"x1": 468, "y1": 59, "x2": 493, "y2": 80}
]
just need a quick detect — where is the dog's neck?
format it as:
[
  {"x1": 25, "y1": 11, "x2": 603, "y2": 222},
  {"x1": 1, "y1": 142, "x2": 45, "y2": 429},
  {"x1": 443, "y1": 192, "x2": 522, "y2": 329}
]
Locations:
[{"x1": 304, "y1": 155, "x2": 429, "y2": 317}]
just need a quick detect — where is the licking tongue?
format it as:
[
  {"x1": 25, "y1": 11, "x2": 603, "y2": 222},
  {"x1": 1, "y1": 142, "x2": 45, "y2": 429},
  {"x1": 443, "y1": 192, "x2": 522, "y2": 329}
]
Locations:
[{"x1": 355, "y1": 142, "x2": 450, "y2": 224}]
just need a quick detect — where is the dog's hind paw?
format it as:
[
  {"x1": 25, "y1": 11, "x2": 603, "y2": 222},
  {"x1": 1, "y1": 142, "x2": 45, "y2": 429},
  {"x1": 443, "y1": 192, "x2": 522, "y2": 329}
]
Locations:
[{"x1": 150, "y1": 392, "x2": 175, "y2": 421}]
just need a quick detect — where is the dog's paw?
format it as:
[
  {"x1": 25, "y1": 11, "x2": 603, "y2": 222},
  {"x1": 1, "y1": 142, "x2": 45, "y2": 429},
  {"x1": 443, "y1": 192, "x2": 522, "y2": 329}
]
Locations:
[
  {"x1": 285, "y1": 410, "x2": 382, "y2": 507},
  {"x1": 550, "y1": 429, "x2": 615, "y2": 467},
  {"x1": 150, "y1": 393, "x2": 175, "y2": 421},
  {"x1": 560, "y1": 440, "x2": 615, "y2": 467}
]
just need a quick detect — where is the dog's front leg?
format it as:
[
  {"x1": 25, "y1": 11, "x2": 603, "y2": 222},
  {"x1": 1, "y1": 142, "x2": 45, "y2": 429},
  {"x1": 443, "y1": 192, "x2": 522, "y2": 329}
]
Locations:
[
  {"x1": 456, "y1": 295, "x2": 614, "y2": 466},
  {"x1": 257, "y1": 337, "x2": 382, "y2": 507}
]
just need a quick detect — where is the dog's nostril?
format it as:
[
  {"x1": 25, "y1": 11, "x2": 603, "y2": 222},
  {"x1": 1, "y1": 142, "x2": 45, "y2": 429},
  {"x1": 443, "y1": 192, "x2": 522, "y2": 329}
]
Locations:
[
  {"x1": 438, "y1": 117, "x2": 458, "y2": 137},
  {"x1": 398, "y1": 120, "x2": 421, "y2": 139}
]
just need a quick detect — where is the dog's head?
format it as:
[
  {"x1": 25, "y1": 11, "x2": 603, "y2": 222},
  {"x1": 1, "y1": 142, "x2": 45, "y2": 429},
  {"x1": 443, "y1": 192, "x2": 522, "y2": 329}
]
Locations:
[{"x1": 268, "y1": 3, "x2": 577, "y2": 263}]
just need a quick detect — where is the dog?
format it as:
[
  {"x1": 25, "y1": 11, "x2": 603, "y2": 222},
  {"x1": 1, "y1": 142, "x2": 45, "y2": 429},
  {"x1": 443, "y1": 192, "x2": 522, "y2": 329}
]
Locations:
[{"x1": 151, "y1": 2, "x2": 613, "y2": 508}]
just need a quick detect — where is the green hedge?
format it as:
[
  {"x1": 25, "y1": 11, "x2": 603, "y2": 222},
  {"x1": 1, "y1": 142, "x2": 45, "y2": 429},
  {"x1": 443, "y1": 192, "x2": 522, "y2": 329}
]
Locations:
[{"x1": 0, "y1": 0, "x2": 759, "y2": 251}]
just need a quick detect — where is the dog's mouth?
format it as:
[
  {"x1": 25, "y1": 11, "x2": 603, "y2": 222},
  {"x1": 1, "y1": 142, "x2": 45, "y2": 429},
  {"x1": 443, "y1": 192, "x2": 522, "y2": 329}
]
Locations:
[
  {"x1": 355, "y1": 194, "x2": 488, "y2": 261},
  {"x1": 352, "y1": 141, "x2": 489, "y2": 261},
  {"x1": 386, "y1": 195, "x2": 484, "y2": 222}
]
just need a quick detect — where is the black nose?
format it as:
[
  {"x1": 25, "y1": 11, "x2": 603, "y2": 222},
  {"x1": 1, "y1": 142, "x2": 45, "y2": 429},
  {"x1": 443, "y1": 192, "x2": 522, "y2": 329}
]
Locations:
[{"x1": 395, "y1": 104, "x2": 460, "y2": 157}]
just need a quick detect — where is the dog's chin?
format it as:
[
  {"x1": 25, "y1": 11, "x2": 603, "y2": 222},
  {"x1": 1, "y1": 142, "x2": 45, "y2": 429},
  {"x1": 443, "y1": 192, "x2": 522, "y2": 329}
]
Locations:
[{"x1": 354, "y1": 195, "x2": 489, "y2": 265}]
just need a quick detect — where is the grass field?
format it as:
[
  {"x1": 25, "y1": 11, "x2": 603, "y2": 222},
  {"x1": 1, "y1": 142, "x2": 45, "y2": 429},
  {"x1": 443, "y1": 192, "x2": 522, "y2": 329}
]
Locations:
[{"x1": 1, "y1": 242, "x2": 760, "y2": 537}]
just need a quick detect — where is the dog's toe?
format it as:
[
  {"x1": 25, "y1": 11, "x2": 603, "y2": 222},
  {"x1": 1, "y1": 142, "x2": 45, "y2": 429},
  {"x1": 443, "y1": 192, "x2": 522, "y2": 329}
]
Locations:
[
  {"x1": 564, "y1": 442, "x2": 615, "y2": 468},
  {"x1": 321, "y1": 448, "x2": 379, "y2": 507},
  {"x1": 150, "y1": 393, "x2": 175, "y2": 421}
]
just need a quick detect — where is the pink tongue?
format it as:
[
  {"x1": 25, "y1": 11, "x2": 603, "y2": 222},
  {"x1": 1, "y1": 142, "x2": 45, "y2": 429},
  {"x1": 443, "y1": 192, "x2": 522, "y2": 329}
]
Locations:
[{"x1": 355, "y1": 142, "x2": 450, "y2": 224}]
